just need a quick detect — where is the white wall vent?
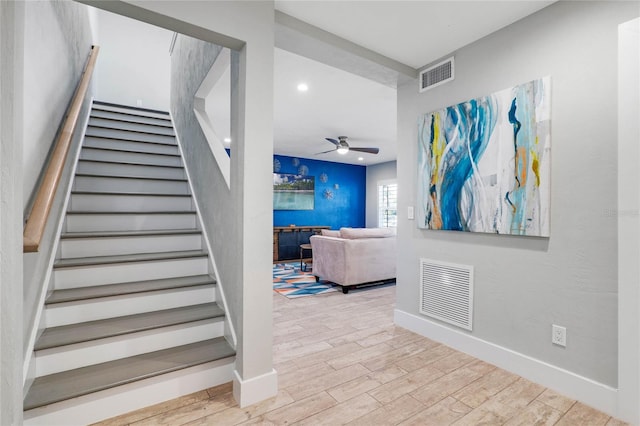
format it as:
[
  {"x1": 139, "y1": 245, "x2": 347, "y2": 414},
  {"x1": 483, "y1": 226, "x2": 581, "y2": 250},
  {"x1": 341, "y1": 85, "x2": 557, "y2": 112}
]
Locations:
[
  {"x1": 419, "y1": 258, "x2": 473, "y2": 331},
  {"x1": 419, "y1": 57, "x2": 454, "y2": 92}
]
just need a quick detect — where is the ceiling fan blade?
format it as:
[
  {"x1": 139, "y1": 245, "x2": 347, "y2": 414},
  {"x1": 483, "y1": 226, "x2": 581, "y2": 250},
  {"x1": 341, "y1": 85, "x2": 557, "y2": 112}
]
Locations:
[
  {"x1": 350, "y1": 147, "x2": 380, "y2": 154},
  {"x1": 315, "y1": 148, "x2": 337, "y2": 155},
  {"x1": 325, "y1": 138, "x2": 340, "y2": 146}
]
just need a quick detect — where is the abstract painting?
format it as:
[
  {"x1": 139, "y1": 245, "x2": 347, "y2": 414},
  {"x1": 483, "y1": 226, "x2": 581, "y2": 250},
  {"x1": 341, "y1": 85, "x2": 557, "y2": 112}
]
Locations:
[{"x1": 417, "y1": 77, "x2": 550, "y2": 236}]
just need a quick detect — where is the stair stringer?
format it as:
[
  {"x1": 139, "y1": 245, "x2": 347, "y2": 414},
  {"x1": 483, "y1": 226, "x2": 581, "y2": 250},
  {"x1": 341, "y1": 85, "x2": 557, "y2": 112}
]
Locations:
[
  {"x1": 22, "y1": 96, "x2": 94, "y2": 391},
  {"x1": 171, "y1": 111, "x2": 237, "y2": 349}
]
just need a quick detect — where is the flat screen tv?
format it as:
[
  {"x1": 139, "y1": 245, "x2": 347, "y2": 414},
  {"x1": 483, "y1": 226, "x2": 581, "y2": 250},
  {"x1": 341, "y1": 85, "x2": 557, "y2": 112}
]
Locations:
[{"x1": 273, "y1": 173, "x2": 315, "y2": 210}]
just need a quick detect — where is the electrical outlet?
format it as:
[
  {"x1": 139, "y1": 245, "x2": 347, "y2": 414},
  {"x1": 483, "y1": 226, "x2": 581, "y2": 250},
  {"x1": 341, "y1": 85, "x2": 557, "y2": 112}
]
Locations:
[{"x1": 552, "y1": 324, "x2": 566, "y2": 347}]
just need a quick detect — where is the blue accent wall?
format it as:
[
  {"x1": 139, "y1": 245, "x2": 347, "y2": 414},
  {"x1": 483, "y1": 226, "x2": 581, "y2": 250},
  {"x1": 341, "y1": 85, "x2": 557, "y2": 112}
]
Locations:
[{"x1": 273, "y1": 155, "x2": 366, "y2": 229}]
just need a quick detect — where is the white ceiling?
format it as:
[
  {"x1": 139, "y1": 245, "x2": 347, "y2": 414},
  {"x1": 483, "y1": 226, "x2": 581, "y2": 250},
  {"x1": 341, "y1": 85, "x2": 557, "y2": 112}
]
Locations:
[
  {"x1": 275, "y1": 1, "x2": 555, "y2": 69},
  {"x1": 273, "y1": 48, "x2": 397, "y2": 166},
  {"x1": 268, "y1": 1, "x2": 554, "y2": 166}
]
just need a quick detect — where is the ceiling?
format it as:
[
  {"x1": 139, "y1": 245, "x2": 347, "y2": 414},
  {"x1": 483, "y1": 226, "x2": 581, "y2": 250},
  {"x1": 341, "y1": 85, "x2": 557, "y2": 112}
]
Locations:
[
  {"x1": 272, "y1": 48, "x2": 397, "y2": 165},
  {"x1": 269, "y1": 1, "x2": 554, "y2": 166},
  {"x1": 274, "y1": 1, "x2": 555, "y2": 69}
]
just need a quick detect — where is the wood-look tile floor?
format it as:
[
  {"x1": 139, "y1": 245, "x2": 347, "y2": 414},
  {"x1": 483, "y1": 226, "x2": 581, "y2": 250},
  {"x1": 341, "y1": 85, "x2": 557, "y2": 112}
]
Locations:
[{"x1": 94, "y1": 285, "x2": 627, "y2": 426}]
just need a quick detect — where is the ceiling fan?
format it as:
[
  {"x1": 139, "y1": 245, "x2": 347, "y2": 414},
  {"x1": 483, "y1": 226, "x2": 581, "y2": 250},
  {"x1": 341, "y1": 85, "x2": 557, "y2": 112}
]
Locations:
[{"x1": 317, "y1": 136, "x2": 379, "y2": 155}]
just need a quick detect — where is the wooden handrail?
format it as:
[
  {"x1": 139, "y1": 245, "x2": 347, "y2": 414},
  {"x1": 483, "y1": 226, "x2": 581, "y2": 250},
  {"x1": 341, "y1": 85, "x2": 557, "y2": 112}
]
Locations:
[{"x1": 23, "y1": 45, "x2": 99, "y2": 252}]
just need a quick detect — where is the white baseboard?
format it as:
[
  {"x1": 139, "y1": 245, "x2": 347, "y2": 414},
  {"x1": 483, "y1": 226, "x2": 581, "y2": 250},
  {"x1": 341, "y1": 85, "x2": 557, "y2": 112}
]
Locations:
[
  {"x1": 394, "y1": 309, "x2": 619, "y2": 418},
  {"x1": 233, "y1": 368, "x2": 278, "y2": 408},
  {"x1": 23, "y1": 358, "x2": 234, "y2": 426}
]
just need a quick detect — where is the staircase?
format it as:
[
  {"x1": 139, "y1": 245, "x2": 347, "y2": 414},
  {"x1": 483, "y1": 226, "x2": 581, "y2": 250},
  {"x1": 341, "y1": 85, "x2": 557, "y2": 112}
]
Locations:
[{"x1": 23, "y1": 101, "x2": 235, "y2": 425}]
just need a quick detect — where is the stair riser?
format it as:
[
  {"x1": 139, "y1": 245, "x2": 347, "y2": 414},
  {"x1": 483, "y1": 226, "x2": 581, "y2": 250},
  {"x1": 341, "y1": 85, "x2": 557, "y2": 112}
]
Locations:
[
  {"x1": 36, "y1": 319, "x2": 224, "y2": 376},
  {"x1": 91, "y1": 110, "x2": 173, "y2": 128},
  {"x1": 84, "y1": 136, "x2": 179, "y2": 155},
  {"x1": 64, "y1": 213, "x2": 197, "y2": 232},
  {"x1": 80, "y1": 148, "x2": 182, "y2": 167},
  {"x1": 23, "y1": 359, "x2": 234, "y2": 426},
  {"x1": 89, "y1": 117, "x2": 175, "y2": 136},
  {"x1": 60, "y1": 234, "x2": 202, "y2": 258},
  {"x1": 45, "y1": 286, "x2": 216, "y2": 327},
  {"x1": 54, "y1": 257, "x2": 208, "y2": 288},
  {"x1": 92, "y1": 104, "x2": 172, "y2": 121},
  {"x1": 76, "y1": 161, "x2": 185, "y2": 180},
  {"x1": 86, "y1": 127, "x2": 176, "y2": 145},
  {"x1": 73, "y1": 175, "x2": 189, "y2": 195},
  {"x1": 68, "y1": 193, "x2": 193, "y2": 212}
]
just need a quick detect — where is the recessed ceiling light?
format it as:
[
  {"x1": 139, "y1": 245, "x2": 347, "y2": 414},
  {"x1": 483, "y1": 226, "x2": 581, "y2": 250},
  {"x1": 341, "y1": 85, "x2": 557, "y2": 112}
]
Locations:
[
  {"x1": 358, "y1": 157, "x2": 364, "y2": 161},
  {"x1": 297, "y1": 83, "x2": 309, "y2": 92},
  {"x1": 223, "y1": 137, "x2": 231, "y2": 143}
]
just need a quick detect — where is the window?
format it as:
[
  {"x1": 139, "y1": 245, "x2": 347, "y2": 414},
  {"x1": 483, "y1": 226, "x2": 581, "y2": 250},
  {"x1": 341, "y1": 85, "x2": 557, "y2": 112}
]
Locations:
[{"x1": 378, "y1": 181, "x2": 397, "y2": 228}]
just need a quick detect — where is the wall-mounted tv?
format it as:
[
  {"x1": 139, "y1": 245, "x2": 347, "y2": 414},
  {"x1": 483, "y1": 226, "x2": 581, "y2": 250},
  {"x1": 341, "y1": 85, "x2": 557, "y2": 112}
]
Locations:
[{"x1": 273, "y1": 173, "x2": 315, "y2": 210}]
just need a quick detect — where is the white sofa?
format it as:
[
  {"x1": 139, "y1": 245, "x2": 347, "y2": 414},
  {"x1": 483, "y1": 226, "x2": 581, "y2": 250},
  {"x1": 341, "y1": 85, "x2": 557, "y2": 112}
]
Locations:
[{"x1": 310, "y1": 227, "x2": 396, "y2": 294}]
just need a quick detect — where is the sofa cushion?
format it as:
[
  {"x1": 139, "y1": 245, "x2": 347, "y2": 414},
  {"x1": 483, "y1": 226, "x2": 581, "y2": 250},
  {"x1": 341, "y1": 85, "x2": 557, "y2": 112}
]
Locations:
[
  {"x1": 339, "y1": 227, "x2": 395, "y2": 239},
  {"x1": 320, "y1": 229, "x2": 341, "y2": 237}
]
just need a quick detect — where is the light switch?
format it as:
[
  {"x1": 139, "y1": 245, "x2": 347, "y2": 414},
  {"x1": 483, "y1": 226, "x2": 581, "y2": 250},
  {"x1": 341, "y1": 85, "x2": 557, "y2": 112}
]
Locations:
[{"x1": 408, "y1": 206, "x2": 415, "y2": 220}]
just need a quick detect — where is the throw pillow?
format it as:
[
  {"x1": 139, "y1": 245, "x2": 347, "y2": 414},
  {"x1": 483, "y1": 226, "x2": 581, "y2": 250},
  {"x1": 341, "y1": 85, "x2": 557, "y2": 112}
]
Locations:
[
  {"x1": 339, "y1": 227, "x2": 395, "y2": 239},
  {"x1": 320, "y1": 229, "x2": 341, "y2": 237}
]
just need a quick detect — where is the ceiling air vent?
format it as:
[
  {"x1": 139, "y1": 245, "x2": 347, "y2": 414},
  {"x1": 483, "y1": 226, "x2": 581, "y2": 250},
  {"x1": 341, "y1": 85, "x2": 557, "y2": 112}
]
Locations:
[
  {"x1": 419, "y1": 57, "x2": 454, "y2": 92},
  {"x1": 419, "y1": 258, "x2": 473, "y2": 331}
]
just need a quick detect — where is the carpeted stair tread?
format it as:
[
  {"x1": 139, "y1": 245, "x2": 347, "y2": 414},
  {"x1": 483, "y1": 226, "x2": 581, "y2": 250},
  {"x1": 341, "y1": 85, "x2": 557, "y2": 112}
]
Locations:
[
  {"x1": 35, "y1": 303, "x2": 224, "y2": 350},
  {"x1": 54, "y1": 250, "x2": 207, "y2": 268},
  {"x1": 46, "y1": 275, "x2": 215, "y2": 304},
  {"x1": 23, "y1": 337, "x2": 235, "y2": 411}
]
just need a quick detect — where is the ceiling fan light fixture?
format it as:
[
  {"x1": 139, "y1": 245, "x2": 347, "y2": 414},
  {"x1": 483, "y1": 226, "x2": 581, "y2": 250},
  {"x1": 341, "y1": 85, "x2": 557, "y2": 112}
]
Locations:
[{"x1": 337, "y1": 146, "x2": 349, "y2": 155}]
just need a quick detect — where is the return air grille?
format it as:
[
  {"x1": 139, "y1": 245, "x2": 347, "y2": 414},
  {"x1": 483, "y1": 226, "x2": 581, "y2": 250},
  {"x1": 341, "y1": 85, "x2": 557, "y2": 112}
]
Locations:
[
  {"x1": 419, "y1": 258, "x2": 473, "y2": 330},
  {"x1": 419, "y1": 57, "x2": 454, "y2": 92}
]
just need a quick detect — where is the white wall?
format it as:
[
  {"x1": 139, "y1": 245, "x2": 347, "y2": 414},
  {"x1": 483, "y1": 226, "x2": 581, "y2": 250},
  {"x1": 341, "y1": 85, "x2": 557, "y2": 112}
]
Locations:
[
  {"x1": 366, "y1": 160, "x2": 396, "y2": 227},
  {"x1": 23, "y1": 0, "x2": 94, "y2": 213},
  {"x1": 94, "y1": 8, "x2": 171, "y2": 111},
  {"x1": 0, "y1": 2, "x2": 24, "y2": 423},
  {"x1": 617, "y1": 16, "x2": 640, "y2": 424},
  {"x1": 395, "y1": 1, "x2": 639, "y2": 418}
]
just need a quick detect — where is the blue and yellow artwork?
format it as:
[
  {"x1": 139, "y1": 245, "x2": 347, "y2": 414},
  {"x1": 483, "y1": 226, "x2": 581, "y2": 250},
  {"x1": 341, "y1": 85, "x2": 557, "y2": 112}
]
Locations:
[{"x1": 418, "y1": 77, "x2": 551, "y2": 237}]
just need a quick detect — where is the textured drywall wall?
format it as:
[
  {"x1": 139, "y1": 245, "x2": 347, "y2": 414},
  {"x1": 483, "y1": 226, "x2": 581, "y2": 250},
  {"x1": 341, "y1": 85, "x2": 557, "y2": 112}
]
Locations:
[
  {"x1": 273, "y1": 154, "x2": 366, "y2": 229},
  {"x1": 396, "y1": 1, "x2": 639, "y2": 388},
  {"x1": 0, "y1": 2, "x2": 24, "y2": 423},
  {"x1": 94, "y1": 8, "x2": 171, "y2": 110},
  {"x1": 21, "y1": 0, "x2": 94, "y2": 356},
  {"x1": 170, "y1": 34, "x2": 234, "y2": 324},
  {"x1": 365, "y1": 160, "x2": 396, "y2": 227},
  {"x1": 23, "y1": 0, "x2": 94, "y2": 214}
]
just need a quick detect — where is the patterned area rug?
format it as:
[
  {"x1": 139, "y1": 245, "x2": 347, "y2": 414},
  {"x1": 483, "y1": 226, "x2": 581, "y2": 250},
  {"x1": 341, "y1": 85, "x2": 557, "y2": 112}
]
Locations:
[{"x1": 273, "y1": 263, "x2": 338, "y2": 298}]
